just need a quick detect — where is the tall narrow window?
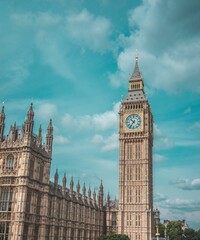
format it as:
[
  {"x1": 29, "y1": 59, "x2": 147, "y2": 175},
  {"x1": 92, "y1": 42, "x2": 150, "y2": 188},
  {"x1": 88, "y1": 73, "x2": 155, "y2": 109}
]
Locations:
[
  {"x1": 39, "y1": 164, "x2": 43, "y2": 182},
  {"x1": 136, "y1": 213, "x2": 141, "y2": 226},
  {"x1": 29, "y1": 159, "x2": 34, "y2": 178},
  {"x1": 130, "y1": 143, "x2": 132, "y2": 159},
  {"x1": 136, "y1": 187, "x2": 140, "y2": 203},
  {"x1": 0, "y1": 187, "x2": 13, "y2": 211},
  {"x1": 6, "y1": 154, "x2": 14, "y2": 170},
  {"x1": 135, "y1": 143, "x2": 138, "y2": 159},
  {"x1": 0, "y1": 222, "x2": 9, "y2": 240}
]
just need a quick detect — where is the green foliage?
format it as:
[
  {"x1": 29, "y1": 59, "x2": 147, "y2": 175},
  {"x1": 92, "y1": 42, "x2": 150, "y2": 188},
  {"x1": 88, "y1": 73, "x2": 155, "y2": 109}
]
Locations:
[
  {"x1": 184, "y1": 228, "x2": 200, "y2": 240},
  {"x1": 97, "y1": 234, "x2": 130, "y2": 240},
  {"x1": 165, "y1": 221, "x2": 200, "y2": 240},
  {"x1": 158, "y1": 223, "x2": 165, "y2": 237},
  {"x1": 166, "y1": 221, "x2": 183, "y2": 240}
]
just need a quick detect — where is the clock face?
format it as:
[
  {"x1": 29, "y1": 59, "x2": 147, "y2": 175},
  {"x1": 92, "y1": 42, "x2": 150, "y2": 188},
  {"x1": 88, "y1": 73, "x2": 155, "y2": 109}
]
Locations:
[{"x1": 125, "y1": 114, "x2": 142, "y2": 130}]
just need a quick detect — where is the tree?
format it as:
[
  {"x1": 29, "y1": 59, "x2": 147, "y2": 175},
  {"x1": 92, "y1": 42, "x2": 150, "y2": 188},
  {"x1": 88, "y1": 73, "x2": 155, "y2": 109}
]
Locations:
[
  {"x1": 184, "y1": 228, "x2": 197, "y2": 240},
  {"x1": 158, "y1": 223, "x2": 165, "y2": 237},
  {"x1": 97, "y1": 234, "x2": 130, "y2": 240},
  {"x1": 166, "y1": 221, "x2": 183, "y2": 240}
]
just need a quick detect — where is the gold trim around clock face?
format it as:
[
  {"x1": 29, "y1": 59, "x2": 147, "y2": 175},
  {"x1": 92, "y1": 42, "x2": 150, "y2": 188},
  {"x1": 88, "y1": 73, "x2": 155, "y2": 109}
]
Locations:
[{"x1": 123, "y1": 113, "x2": 143, "y2": 132}]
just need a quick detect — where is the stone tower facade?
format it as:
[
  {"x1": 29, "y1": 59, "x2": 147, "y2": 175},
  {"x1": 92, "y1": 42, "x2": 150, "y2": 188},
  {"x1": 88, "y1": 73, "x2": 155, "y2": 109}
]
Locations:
[
  {"x1": 0, "y1": 104, "x2": 104, "y2": 240},
  {"x1": 118, "y1": 54, "x2": 154, "y2": 240}
]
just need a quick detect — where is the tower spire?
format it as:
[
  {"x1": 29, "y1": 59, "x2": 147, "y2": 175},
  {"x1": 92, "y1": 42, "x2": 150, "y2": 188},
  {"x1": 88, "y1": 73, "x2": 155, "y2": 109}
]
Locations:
[
  {"x1": 45, "y1": 119, "x2": 53, "y2": 156},
  {"x1": 24, "y1": 103, "x2": 34, "y2": 139},
  {"x1": 130, "y1": 49, "x2": 142, "y2": 81},
  {"x1": 136, "y1": 48, "x2": 138, "y2": 61},
  {"x1": 0, "y1": 102, "x2": 5, "y2": 141}
]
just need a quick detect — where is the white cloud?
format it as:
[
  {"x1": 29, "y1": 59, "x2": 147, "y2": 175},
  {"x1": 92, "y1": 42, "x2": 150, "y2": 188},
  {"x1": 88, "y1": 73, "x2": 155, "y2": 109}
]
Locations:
[
  {"x1": 91, "y1": 134, "x2": 104, "y2": 144},
  {"x1": 189, "y1": 121, "x2": 200, "y2": 131},
  {"x1": 61, "y1": 102, "x2": 120, "y2": 131},
  {"x1": 154, "y1": 124, "x2": 174, "y2": 150},
  {"x1": 35, "y1": 103, "x2": 57, "y2": 120},
  {"x1": 184, "y1": 107, "x2": 191, "y2": 114},
  {"x1": 173, "y1": 178, "x2": 200, "y2": 190},
  {"x1": 154, "y1": 192, "x2": 167, "y2": 202},
  {"x1": 110, "y1": 0, "x2": 200, "y2": 92},
  {"x1": 165, "y1": 198, "x2": 200, "y2": 212},
  {"x1": 65, "y1": 9, "x2": 112, "y2": 52},
  {"x1": 91, "y1": 133, "x2": 118, "y2": 152},
  {"x1": 153, "y1": 154, "x2": 167, "y2": 162},
  {"x1": 54, "y1": 135, "x2": 69, "y2": 145},
  {"x1": 175, "y1": 140, "x2": 200, "y2": 147}
]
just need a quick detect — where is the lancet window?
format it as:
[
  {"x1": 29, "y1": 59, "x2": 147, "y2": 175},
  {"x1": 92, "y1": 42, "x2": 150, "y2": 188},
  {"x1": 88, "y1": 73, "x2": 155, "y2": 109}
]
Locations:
[
  {"x1": 6, "y1": 154, "x2": 14, "y2": 170},
  {"x1": 0, "y1": 222, "x2": 9, "y2": 240},
  {"x1": 0, "y1": 187, "x2": 13, "y2": 211}
]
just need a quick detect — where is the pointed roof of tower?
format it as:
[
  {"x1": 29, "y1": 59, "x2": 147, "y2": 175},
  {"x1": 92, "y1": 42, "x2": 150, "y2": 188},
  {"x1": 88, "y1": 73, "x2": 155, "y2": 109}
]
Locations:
[
  {"x1": 122, "y1": 50, "x2": 147, "y2": 103},
  {"x1": 130, "y1": 49, "x2": 142, "y2": 81},
  {"x1": 1, "y1": 102, "x2": 4, "y2": 113},
  {"x1": 27, "y1": 103, "x2": 34, "y2": 116}
]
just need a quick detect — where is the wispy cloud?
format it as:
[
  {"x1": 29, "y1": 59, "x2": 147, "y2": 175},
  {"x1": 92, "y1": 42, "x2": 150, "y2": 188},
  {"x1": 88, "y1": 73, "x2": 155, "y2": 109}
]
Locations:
[
  {"x1": 154, "y1": 192, "x2": 168, "y2": 202},
  {"x1": 61, "y1": 102, "x2": 120, "y2": 131},
  {"x1": 91, "y1": 132, "x2": 118, "y2": 152},
  {"x1": 153, "y1": 154, "x2": 167, "y2": 162},
  {"x1": 54, "y1": 135, "x2": 70, "y2": 145},
  {"x1": 164, "y1": 198, "x2": 200, "y2": 212},
  {"x1": 35, "y1": 103, "x2": 57, "y2": 121},
  {"x1": 172, "y1": 178, "x2": 200, "y2": 190},
  {"x1": 65, "y1": 9, "x2": 113, "y2": 52},
  {"x1": 154, "y1": 124, "x2": 174, "y2": 150},
  {"x1": 110, "y1": 0, "x2": 200, "y2": 92}
]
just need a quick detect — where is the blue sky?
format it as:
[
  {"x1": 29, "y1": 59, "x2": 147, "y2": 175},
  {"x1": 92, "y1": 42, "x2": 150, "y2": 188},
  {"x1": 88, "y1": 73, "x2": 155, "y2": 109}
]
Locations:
[{"x1": 1, "y1": 0, "x2": 200, "y2": 230}]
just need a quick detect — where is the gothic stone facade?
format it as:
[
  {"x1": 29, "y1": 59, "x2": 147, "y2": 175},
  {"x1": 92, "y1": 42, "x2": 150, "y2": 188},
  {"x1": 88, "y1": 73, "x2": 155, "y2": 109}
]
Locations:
[
  {"x1": 0, "y1": 105, "x2": 104, "y2": 240},
  {"x1": 0, "y1": 55, "x2": 154, "y2": 240},
  {"x1": 118, "y1": 55, "x2": 154, "y2": 240}
]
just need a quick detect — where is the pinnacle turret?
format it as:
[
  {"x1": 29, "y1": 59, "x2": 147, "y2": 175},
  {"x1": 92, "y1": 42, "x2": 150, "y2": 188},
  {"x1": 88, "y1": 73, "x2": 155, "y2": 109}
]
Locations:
[
  {"x1": 37, "y1": 124, "x2": 42, "y2": 147},
  {"x1": 70, "y1": 177, "x2": 74, "y2": 193},
  {"x1": 98, "y1": 180, "x2": 104, "y2": 208},
  {"x1": 76, "y1": 180, "x2": 80, "y2": 193},
  {"x1": 0, "y1": 103, "x2": 5, "y2": 141},
  {"x1": 54, "y1": 169, "x2": 58, "y2": 187},
  {"x1": 45, "y1": 119, "x2": 53, "y2": 156},
  {"x1": 24, "y1": 103, "x2": 34, "y2": 137}
]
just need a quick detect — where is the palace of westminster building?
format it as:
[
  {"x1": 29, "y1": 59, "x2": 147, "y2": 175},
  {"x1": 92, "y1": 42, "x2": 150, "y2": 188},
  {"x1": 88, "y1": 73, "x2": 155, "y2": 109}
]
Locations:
[{"x1": 0, "y1": 55, "x2": 154, "y2": 240}]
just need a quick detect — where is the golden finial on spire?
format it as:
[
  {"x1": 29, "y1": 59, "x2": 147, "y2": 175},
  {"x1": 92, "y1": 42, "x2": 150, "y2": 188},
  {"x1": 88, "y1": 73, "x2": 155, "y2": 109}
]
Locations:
[{"x1": 136, "y1": 49, "x2": 138, "y2": 61}]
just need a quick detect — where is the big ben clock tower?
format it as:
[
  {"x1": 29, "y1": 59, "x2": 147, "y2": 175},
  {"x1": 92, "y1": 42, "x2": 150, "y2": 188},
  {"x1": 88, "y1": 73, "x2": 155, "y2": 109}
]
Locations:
[{"x1": 118, "y1": 52, "x2": 154, "y2": 240}]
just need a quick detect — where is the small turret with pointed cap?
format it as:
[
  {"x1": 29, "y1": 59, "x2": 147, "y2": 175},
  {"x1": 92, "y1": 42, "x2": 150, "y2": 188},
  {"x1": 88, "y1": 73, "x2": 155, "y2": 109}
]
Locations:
[
  {"x1": 46, "y1": 119, "x2": 53, "y2": 156},
  {"x1": 76, "y1": 180, "x2": 80, "y2": 193},
  {"x1": 37, "y1": 124, "x2": 42, "y2": 147},
  {"x1": 54, "y1": 169, "x2": 58, "y2": 187},
  {"x1": 88, "y1": 186, "x2": 91, "y2": 200},
  {"x1": 70, "y1": 176, "x2": 74, "y2": 195},
  {"x1": 82, "y1": 183, "x2": 86, "y2": 196},
  {"x1": 62, "y1": 173, "x2": 66, "y2": 190},
  {"x1": 98, "y1": 180, "x2": 104, "y2": 208},
  {"x1": 27, "y1": 103, "x2": 34, "y2": 120},
  {"x1": 0, "y1": 103, "x2": 5, "y2": 141},
  {"x1": 93, "y1": 188, "x2": 96, "y2": 205},
  {"x1": 24, "y1": 103, "x2": 34, "y2": 137},
  {"x1": 106, "y1": 192, "x2": 110, "y2": 208}
]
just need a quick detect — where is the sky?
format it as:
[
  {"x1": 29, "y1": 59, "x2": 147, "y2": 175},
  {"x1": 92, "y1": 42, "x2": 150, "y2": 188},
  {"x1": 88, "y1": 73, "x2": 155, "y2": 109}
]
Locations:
[{"x1": 0, "y1": 0, "x2": 200, "y2": 230}]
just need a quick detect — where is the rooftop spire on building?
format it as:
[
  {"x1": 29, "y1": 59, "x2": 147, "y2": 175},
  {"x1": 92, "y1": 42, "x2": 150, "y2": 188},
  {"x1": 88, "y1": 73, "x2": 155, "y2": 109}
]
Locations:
[
  {"x1": 1, "y1": 102, "x2": 4, "y2": 113},
  {"x1": 130, "y1": 49, "x2": 142, "y2": 81}
]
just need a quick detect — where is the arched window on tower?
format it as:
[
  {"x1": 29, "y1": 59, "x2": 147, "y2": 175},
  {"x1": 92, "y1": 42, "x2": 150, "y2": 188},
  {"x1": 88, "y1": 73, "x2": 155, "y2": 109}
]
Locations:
[
  {"x1": 0, "y1": 187, "x2": 13, "y2": 211},
  {"x1": 6, "y1": 155, "x2": 14, "y2": 170}
]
